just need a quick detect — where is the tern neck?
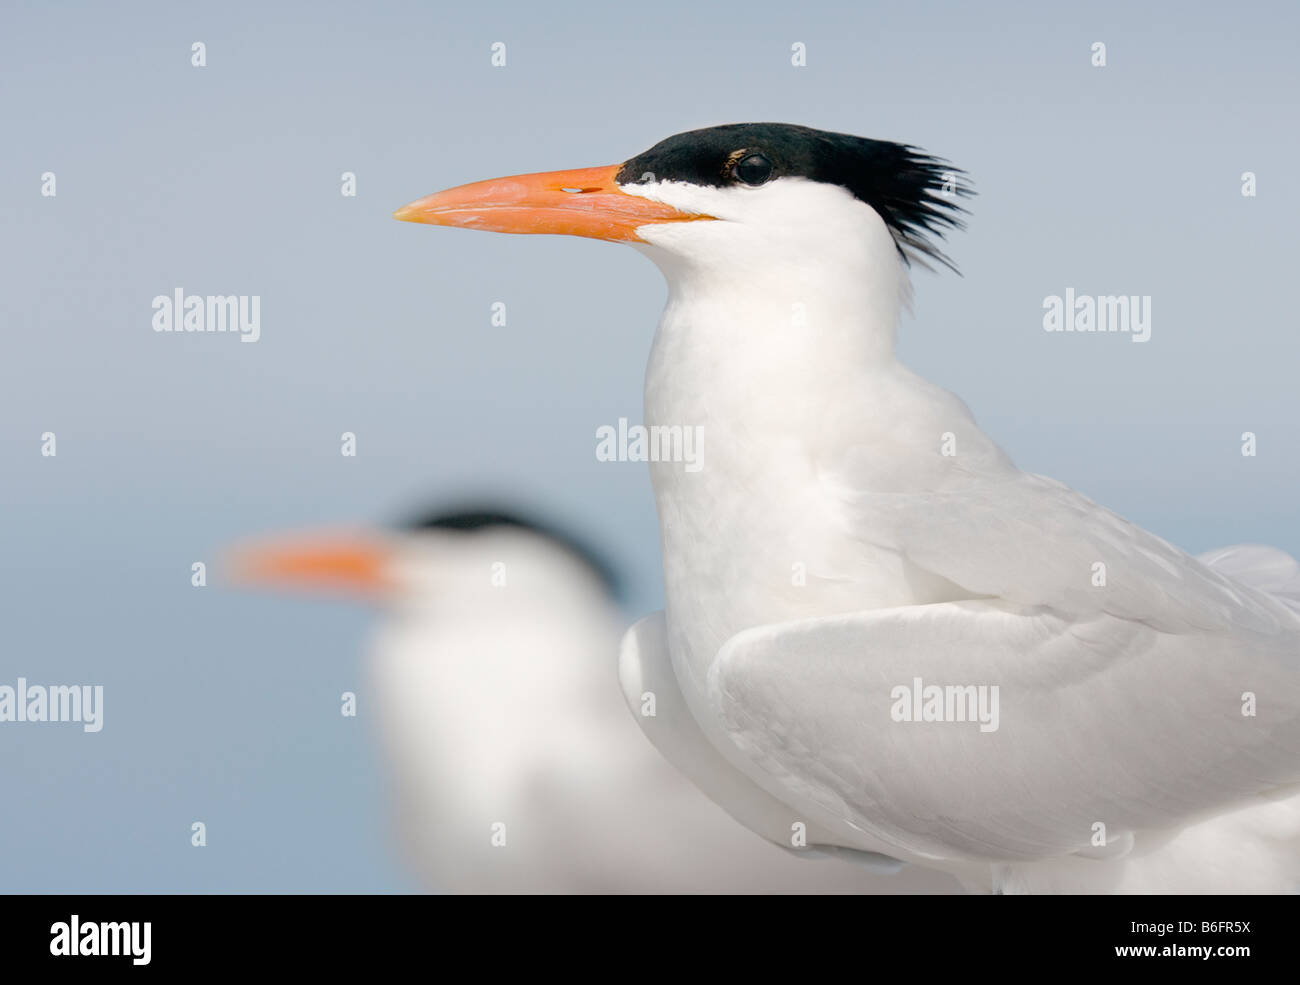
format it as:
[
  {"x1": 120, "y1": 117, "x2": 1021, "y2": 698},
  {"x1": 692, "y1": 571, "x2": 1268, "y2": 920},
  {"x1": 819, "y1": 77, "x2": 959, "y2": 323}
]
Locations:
[
  {"x1": 637, "y1": 232, "x2": 913, "y2": 688},
  {"x1": 640, "y1": 237, "x2": 908, "y2": 416}
]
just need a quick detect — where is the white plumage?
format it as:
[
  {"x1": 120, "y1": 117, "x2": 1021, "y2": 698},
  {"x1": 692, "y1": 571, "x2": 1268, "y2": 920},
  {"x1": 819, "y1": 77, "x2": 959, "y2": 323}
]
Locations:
[
  {"x1": 240, "y1": 519, "x2": 957, "y2": 892},
  {"x1": 615, "y1": 171, "x2": 1300, "y2": 893},
  {"x1": 373, "y1": 524, "x2": 957, "y2": 892},
  {"x1": 393, "y1": 123, "x2": 1300, "y2": 892}
]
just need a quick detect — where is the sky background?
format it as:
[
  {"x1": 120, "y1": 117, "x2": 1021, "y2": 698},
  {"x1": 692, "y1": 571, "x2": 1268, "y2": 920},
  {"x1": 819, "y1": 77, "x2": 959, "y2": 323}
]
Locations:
[{"x1": 1, "y1": 0, "x2": 1297, "y2": 891}]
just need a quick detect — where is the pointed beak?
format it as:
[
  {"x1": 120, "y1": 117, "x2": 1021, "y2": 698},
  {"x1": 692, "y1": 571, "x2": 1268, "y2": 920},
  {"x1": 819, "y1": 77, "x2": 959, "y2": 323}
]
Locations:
[
  {"x1": 392, "y1": 163, "x2": 712, "y2": 242},
  {"x1": 226, "y1": 531, "x2": 394, "y2": 598}
]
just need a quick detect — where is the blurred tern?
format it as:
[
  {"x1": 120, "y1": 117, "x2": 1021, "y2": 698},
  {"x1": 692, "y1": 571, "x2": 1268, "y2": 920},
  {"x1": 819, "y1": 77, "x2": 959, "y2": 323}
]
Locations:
[
  {"x1": 396, "y1": 124, "x2": 1300, "y2": 893},
  {"x1": 233, "y1": 506, "x2": 955, "y2": 893}
]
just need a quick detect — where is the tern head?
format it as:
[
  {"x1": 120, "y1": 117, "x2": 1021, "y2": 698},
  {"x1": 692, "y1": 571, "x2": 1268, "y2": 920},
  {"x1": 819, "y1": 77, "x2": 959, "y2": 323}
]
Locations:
[
  {"x1": 228, "y1": 507, "x2": 620, "y2": 621},
  {"x1": 394, "y1": 122, "x2": 971, "y2": 275}
]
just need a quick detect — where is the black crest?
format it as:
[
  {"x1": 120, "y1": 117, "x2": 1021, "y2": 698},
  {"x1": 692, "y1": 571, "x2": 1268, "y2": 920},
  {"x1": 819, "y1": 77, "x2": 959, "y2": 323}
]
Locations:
[
  {"x1": 402, "y1": 506, "x2": 622, "y2": 597},
  {"x1": 616, "y1": 123, "x2": 973, "y2": 272}
]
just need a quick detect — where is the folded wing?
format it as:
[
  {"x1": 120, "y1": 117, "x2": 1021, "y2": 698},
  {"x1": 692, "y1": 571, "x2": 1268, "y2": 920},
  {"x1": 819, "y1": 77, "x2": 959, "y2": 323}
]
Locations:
[{"x1": 709, "y1": 472, "x2": 1300, "y2": 861}]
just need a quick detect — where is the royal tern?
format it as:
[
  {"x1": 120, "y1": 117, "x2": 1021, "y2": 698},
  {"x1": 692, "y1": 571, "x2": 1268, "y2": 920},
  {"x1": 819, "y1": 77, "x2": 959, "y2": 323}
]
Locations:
[
  {"x1": 395, "y1": 124, "x2": 1300, "y2": 893},
  {"x1": 232, "y1": 506, "x2": 956, "y2": 893}
]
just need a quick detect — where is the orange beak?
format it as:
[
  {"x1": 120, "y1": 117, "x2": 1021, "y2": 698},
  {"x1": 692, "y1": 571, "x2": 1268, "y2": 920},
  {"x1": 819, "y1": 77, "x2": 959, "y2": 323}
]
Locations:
[
  {"x1": 226, "y1": 531, "x2": 394, "y2": 598},
  {"x1": 392, "y1": 163, "x2": 712, "y2": 242}
]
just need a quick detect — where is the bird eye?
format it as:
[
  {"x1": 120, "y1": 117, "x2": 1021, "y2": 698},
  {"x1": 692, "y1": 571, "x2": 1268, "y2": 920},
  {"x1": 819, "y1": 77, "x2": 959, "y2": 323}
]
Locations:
[{"x1": 733, "y1": 153, "x2": 772, "y2": 186}]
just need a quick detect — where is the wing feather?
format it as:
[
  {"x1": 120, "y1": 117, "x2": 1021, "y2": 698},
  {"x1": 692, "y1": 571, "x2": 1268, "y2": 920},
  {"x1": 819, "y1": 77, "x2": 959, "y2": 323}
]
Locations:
[{"x1": 709, "y1": 598, "x2": 1300, "y2": 861}]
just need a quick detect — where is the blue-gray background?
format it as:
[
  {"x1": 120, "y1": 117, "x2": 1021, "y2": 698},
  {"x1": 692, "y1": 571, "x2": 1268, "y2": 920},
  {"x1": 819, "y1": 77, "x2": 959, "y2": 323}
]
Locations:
[{"x1": 2, "y1": 0, "x2": 1296, "y2": 891}]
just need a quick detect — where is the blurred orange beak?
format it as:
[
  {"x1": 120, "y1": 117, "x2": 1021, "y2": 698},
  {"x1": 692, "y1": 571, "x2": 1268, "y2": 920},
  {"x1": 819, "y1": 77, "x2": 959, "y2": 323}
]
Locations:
[
  {"x1": 392, "y1": 164, "x2": 712, "y2": 242},
  {"x1": 227, "y1": 532, "x2": 393, "y2": 598}
]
